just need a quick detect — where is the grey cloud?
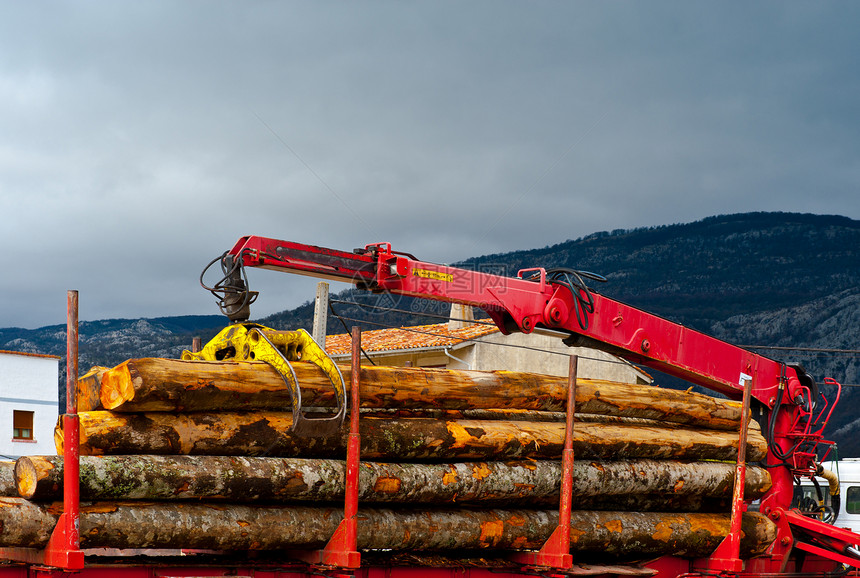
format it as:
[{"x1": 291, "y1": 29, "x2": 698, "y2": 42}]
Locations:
[{"x1": 1, "y1": 1, "x2": 858, "y2": 328}]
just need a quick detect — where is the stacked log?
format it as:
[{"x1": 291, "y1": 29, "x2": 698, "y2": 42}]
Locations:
[
  {"x1": 0, "y1": 497, "x2": 775, "y2": 558},
  {"x1": 65, "y1": 358, "x2": 766, "y2": 460},
  {"x1": 55, "y1": 410, "x2": 764, "y2": 462},
  {"x1": 81, "y1": 358, "x2": 746, "y2": 426},
  {"x1": 16, "y1": 454, "x2": 771, "y2": 505},
  {"x1": 3, "y1": 358, "x2": 776, "y2": 561}
]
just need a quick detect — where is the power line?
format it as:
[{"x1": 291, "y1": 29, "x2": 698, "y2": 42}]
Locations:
[
  {"x1": 329, "y1": 298, "x2": 499, "y2": 327},
  {"x1": 252, "y1": 111, "x2": 377, "y2": 238},
  {"x1": 328, "y1": 308, "x2": 633, "y2": 368},
  {"x1": 327, "y1": 313, "x2": 856, "y2": 386},
  {"x1": 333, "y1": 298, "x2": 860, "y2": 360},
  {"x1": 328, "y1": 302, "x2": 376, "y2": 366},
  {"x1": 328, "y1": 312, "x2": 860, "y2": 386},
  {"x1": 740, "y1": 345, "x2": 860, "y2": 355},
  {"x1": 330, "y1": 298, "x2": 860, "y2": 388}
]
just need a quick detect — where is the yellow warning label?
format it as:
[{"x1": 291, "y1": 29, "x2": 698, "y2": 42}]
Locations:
[{"x1": 412, "y1": 268, "x2": 453, "y2": 282}]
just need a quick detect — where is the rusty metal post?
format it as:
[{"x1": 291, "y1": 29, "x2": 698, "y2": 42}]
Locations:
[
  {"x1": 698, "y1": 373, "x2": 753, "y2": 572},
  {"x1": 726, "y1": 375, "x2": 754, "y2": 552},
  {"x1": 557, "y1": 355, "x2": 577, "y2": 548},
  {"x1": 66, "y1": 290, "x2": 78, "y2": 415},
  {"x1": 344, "y1": 326, "x2": 361, "y2": 524},
  {"x1": 295, "y1": 326, "x2": 361, "y2": 570},
  {"x1": 46, "y1": 291, "x2": 84, "y2": 568},
  {"x1": 62, "y1": 291, "x2": 81, "y2": 550},
  {"x1": 510, "y1": 355, "x2": 576, "y2": 569}
]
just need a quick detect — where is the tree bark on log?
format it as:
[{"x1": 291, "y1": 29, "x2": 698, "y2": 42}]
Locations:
[
  {"x1": 56, "y1": 411, "x2": 768, "y2": 462},
  {"x1": 0, "y1": 461, "x2": 16, "y2": 497},
  {"x1": 360, "y1": 409, "x2": 762, "y2": 432},
  {"x1": 0, "y1": 498, "x2": 58, "y2": 545},
  {"x1": 85, "y1": 358, "x2": 745, "y2": 430},
  {"x1": 0, "y1": 498, "x2": 775, "y2": 558},
  {"x1": 15, "y1": 455, "x2": 771, "y2": 504}
]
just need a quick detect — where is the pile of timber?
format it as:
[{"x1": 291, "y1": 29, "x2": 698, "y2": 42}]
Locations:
[{"x1": 0, "y1": 358, "x2": 776, "y2": 562}]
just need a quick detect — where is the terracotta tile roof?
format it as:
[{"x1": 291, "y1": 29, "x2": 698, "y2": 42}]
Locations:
[{"x1": 325, "y1": 321, "x2": 499, "y2": 356}]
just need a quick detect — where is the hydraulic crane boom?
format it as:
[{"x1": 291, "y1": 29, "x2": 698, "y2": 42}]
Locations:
[
  {"x1": 212, "y1": 236, "x2": 806, "y2": 407},
  {"x1": 201, "y1": 235, "x2": 853, "y2": 571}
]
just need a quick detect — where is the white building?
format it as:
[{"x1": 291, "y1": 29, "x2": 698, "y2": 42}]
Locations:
[
  {"x1": 0, "y1": 350, "x2": 60, "y2": 459},
  {"x1": 324, "y1": 305, "x2": 651, "y2": 385}
]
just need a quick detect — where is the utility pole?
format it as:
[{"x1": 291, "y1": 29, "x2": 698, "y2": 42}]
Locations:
[{"x1": 312, "y1": 281, "x2": 330, "y2": 348}]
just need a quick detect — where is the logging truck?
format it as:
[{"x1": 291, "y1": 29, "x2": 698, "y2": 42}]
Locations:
[{"x1": 0, "y1": 236, "x2": 858, "y2": 578}]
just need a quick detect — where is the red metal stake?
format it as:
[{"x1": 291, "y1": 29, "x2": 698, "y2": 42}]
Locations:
[
  {"x1": 296, "y1": 326, "x2": 362, "y2": 571},
  {"x1": 511, "y1": 355, "x2": 576, "y2": 570},
  {"x1": 0, "y1": 291, "x2": 86, "y2": 569},
  {"x1": 697, "y1": 371, "x2": 753, "y2": 573},
  {"x1": 44, "y1": 290, "x2": 85, "y2": 569}
]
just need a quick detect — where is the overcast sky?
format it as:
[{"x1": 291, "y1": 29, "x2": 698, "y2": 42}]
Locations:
[{"x1": 1, "y1": 2, "x2": 858, "y2": 329}]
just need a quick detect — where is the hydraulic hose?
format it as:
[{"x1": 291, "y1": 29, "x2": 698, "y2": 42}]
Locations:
[{"x1": 818, "y1": 464, "x2": 841, "y2": 523}]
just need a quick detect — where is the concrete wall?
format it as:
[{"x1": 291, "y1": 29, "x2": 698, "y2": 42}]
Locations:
[
  {"x1": 0, "y1": 352, "x2": 60, "y2": 458},
  {"x1": 468, "y1": 332, "x2": 651, "y2": 384},
  {"x1": 331, "y1": 332, "x2": 650, "y2": 384}
]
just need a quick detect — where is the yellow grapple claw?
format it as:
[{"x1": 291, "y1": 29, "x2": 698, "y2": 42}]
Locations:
[{"x1": 182, "y1": 323, "x2": 346, "y2": 436}]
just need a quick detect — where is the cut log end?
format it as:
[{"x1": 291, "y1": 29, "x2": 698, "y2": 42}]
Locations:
[
  {"x1": 76, "y1": 366, "x2": 109, "y2": 412},
  {"x1": 14, "y1": 456, "x2": 59, "y2": 500},
  {"x1": 100, "y1": 362, "x2": 135, "y2": 411}
]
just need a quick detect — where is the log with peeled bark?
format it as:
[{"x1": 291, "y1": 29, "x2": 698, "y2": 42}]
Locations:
[
  {"x1": 0, "y1": 498, "x2": 775, "y2": 558},
  {"x1": 56, "y1": 411, "x2": 768, "y2": 462},
  {"x1": 84, "y1": 358, "x2": 746, "y2": 430},
  {"x1": 15, "y1": 455, "x2": 771, "y2": 504}
]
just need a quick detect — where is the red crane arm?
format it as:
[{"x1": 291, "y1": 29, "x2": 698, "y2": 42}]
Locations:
[{"x1": 225, "y1": 235, "x2": 805, "y2": 408}]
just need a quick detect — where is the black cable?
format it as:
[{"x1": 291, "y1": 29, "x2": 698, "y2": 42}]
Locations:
[
  {"x1": 522, "y1": 267, "x2": 606, "y2": 330},
  {"x1": 199, "y1": 249, "x2": 261, "y2": 320},
  {"x1": 740, "y1": 345, "x2": 860, "y2": 356},
  {"x1": 766, "y1": 363, "x2": 815, "y2": 466},
  {"x1": 758, "y1": 460, "x2": 794, "y2": 470}
]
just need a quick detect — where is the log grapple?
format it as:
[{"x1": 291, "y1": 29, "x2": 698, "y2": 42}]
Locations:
[{"x1": 182, "y1": 322, "x2": 346, "y2": 436}]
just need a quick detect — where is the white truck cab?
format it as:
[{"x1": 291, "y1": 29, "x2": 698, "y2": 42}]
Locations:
[{"x1": 795, "y1": 458, "x2": 860, "y2": 532}]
